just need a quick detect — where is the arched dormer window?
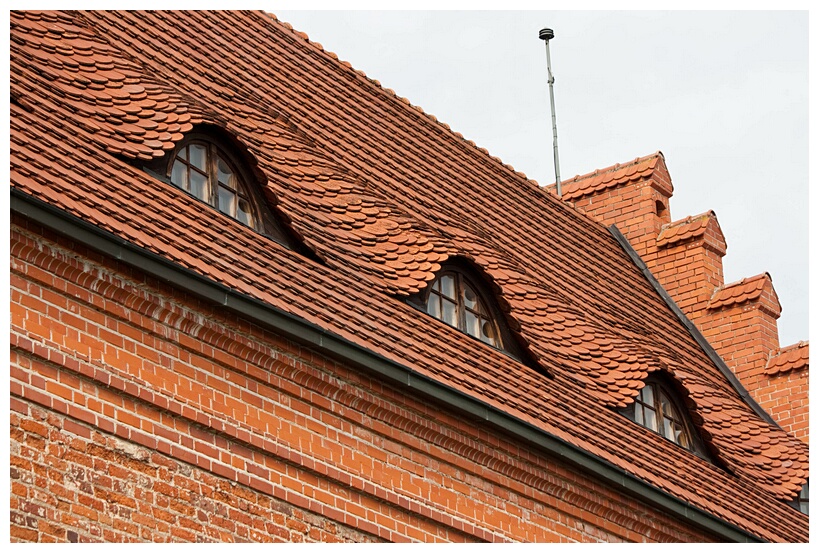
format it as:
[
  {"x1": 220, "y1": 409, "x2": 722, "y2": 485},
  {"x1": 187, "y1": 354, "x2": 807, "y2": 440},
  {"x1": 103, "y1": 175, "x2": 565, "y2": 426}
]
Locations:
[
  {"x1": 141, "y1": 128, "x2": 309, "y2": 253},
  {"x1": 170, "y1": 139, "x2": 257, "y2": 228},
  {"x1": 426, "y1": 271, "x2": 502, "y2": 348},
  {"x1": 407, "y1": 260, "x2": 541, "y2": 371},
  {"x1": 621, "y1": 375, "x2": 707, "y2": 456}
]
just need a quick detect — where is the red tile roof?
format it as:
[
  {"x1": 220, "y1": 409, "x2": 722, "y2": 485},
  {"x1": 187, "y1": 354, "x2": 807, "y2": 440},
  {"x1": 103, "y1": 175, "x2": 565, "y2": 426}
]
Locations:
[
  {"x1": 548, "y1": 152, "x2": 672, "y2": 201},
  {"x1": 765, "y1": 342, "x2": 809, "y2": 376},
  {"x1": 9, "y1": 10, "x2": 808, "y2": 542},
  {"x1": 657, "y1": 211, "x2": 722, "y2": 248},
  {"x1": 709, "y1": 273, "x2": 782, "y2": 314}
]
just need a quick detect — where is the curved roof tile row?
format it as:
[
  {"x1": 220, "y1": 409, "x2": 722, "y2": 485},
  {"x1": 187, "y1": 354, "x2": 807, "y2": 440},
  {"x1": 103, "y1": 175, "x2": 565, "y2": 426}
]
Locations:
[
  {"x1": 549, "y1": 152, "x2": 670, "y2": 202},
  {"x1": 765, "y1": 342, "x2": 809, "y2": 376},
  {"x1": 9, "y1": 10, "x2": 808, "y2": 541},
  {"x1": 656, "y1": 211, "x2": 723, "y2": 249},
  {"x1": 708, "y1": 273, "x2": 782, "y2": 314}
]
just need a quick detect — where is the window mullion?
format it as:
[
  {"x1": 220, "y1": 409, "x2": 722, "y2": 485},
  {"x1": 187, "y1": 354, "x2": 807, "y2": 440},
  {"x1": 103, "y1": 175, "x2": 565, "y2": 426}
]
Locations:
[
  {"x1": 209, "y1": 143, "x2": 218, "y2": 207},
  {"x1": 457, "y1": 274, "x2": 466, "y2": 331}
]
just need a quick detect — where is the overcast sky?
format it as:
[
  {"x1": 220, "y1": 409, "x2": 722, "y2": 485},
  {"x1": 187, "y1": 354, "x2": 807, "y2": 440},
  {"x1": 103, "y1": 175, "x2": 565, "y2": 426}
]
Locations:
[{"x1": 271, "y1": 7, "x2": 810, "y2": 348}]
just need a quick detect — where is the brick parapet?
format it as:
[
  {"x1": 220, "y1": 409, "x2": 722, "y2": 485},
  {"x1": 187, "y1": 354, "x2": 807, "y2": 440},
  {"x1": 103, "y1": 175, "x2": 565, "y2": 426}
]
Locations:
[
  {"x1": 9, "y1": 221, "x2": 720, "y2": 543},
  {"x1": 752, "y1": 369, "x2": 809, "y2": 446},
  {"x1": 699, "y1": 299, "x2": 781, "y2": 395}
]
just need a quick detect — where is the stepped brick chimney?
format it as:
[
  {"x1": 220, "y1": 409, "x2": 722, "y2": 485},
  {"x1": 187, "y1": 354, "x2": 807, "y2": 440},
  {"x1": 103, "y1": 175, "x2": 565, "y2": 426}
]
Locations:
[
  {"x1": 550, "y1": 152, "x2": 808, "y2": 444},
  {"x1": 701, "y1": 273, "x2": 782, "y2": 391},
  {"x1": 654, "y1": 211, "x2": 727, "y2": 321}
]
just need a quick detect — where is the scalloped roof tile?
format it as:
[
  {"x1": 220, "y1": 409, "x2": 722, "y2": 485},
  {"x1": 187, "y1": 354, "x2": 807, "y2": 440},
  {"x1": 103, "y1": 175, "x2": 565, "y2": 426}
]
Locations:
[
  {"x1": 10, "y1": 10, "x2": 808, "y2": 542},
  {"x1": 657, "y1": 210, "x2": 723, "y2": 248},
  {"x1": 765, "y1": 342, "x2": 809, "y2": 376},
  {"x1": 549, "y1": 151, "x2": 669, "y2": 201},
  {"x1": 708, "y1": 273, "x2": 782, "y2": 314}
]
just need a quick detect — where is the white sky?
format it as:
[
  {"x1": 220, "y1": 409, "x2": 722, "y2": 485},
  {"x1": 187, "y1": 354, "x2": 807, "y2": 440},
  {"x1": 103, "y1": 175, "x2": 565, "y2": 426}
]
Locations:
[{"x1": 271, "y1": 5, "x2": 811, "y2": 348}]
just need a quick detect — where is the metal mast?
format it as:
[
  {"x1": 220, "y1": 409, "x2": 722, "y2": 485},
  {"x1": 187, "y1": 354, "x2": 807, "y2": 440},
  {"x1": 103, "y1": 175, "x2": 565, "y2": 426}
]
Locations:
[{"x1": 539, "y1": 28, "x2": 562, "y2": 197}]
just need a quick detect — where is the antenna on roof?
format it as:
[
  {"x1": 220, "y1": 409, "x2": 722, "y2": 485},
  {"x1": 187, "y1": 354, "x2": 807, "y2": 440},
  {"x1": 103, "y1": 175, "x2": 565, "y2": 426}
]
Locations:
[{"x1": 539, "y1": 28, "x2": 562, "y2": 197}]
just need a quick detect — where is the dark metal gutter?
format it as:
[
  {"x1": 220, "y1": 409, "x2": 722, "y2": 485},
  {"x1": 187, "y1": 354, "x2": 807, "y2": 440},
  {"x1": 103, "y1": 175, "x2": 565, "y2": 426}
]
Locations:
[
  {"x1": 10, "y1": 189, "x2": 762, "y2": 542},
  {"x1": 608, "y1": 225, "x2": 778, "y2": 426}
]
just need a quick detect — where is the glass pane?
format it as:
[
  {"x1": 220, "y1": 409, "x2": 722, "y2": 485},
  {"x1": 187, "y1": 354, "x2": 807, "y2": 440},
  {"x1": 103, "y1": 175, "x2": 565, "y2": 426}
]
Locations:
[
  {"x1": 237, "y1": 198, "x2": 252, "y2": 226},
  {"x1": 675, "y1": 424, "x2": 689, "y2": 448},
  {"x1": 464, "y1": 310, "x2": 479, "y2": 338},
  {"x1": 427, "y1": 295, "x2": 441, "y2": 318},
  {"x1": 189, "y1": 144, "x2": 207, "y2": 170},
  {"x1": 177, "y1": 145, "x2": 188, "y2": 161},
  {"x1": 440, "y1": 275, "x2": 456, "y2": 300},
  {"x1": 661, "y1": 395, "x2": 675, "y2": 419},
  {"x1": 442, "y1": 298, "x2": 457, "y2": 327},
  {"x1": 481, "y1": 320, "x2": 498, "y2": 346},
  {"x1": 171, "y1": 159, "x2": 186, "y2": 189},
  {"x1": 635, "y1": 405, "x2": 644, "y2": 426},
  {"x1": 644, "y1": 408, "x2": 658, "y2": 432},
  {"x1": 218, "y1": 186, "x2": 235, "y2": 215},
  {"x1": 663, "y1": 416, "x2": 673, "y2": 441},
  {"x1": 463, "y1": 285, "x2": 477, "y2": 310},
  {"x1": 641, "y1": 384, "x2": 654, "y2": 406},
  {"x1": 217, "y1": 157, "x2": 233, "y2": 187},
  {"x1": 190, "y1": 170, "x2": 208, "y2": 201}
]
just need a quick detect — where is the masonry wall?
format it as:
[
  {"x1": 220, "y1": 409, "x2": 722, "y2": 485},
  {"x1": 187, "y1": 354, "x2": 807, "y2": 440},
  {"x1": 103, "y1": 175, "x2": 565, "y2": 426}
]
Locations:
[
  {"x1": 9, "y1": 218, "x2": 721, "y2": 543},
  {"x1": 752, "y1": 371, "x2": 809, "y2": 445}
]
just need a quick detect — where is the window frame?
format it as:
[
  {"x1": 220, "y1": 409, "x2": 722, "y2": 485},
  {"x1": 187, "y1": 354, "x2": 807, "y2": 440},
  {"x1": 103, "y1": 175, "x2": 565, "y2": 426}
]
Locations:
[
  {"x1": 424, "y1": 270, "x2": 504, "y2": 349},
  {"x1": 621, "y1": 375, "x2": 708, "y2": 457},
  {"x1": 168, "y1": 135, "x2": 261, "y2": 230},
  {"x1": 142, "y1": 128, "x2": 310, "y2": 253}
]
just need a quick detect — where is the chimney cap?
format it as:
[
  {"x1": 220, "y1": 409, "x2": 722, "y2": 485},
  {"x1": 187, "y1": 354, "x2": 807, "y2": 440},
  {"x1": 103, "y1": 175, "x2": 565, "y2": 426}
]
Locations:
[{"x1": 539, "y1": 28, "x2": 555, "y2": 41}]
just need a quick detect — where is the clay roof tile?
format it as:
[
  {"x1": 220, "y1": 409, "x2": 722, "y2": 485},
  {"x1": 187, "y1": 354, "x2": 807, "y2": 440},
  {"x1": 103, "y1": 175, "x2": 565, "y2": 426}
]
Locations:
[{"x1": 765, "y1": 341, "x2": 809, "y2": 376}]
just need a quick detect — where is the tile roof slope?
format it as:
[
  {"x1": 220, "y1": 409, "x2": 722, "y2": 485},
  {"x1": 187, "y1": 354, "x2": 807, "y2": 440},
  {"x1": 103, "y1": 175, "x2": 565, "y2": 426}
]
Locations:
[
  {"x1": 12, "y1": 101, "x2": 807, "y2": 542},
  {"x1": 547, "y1": 152, "x2": 671, "y2": 202},
  {"x1": 9, "y1": 10, "x2": 807, "y2": 541},
  {"x1": 765, "y1": 342, "x2": 809, "y2": 376},
  {"x1": 657, "y1": 211, "x2": 719, "y2": 248},
  {"x1": 708, "y1": 273, "x2": 782, "y2": 313}
]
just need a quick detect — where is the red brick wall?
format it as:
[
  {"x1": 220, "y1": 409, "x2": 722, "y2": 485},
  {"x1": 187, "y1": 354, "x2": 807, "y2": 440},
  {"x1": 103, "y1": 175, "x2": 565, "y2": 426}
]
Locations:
[
  {"x1": 752, "y1": 371, "x2": 809, "y2": 445},
  {"x1": 649, "y1": 236, "x2": 725, "y2": 321},
  {"x1": 699, "y1": 302, "x2": 781, "y2": 394},
  {"x1": 571, "y1": 181, "x2": 667, "y2": 256},
  {"x1": 9, "y1": 218, "x2": 722, "y2": 543}
]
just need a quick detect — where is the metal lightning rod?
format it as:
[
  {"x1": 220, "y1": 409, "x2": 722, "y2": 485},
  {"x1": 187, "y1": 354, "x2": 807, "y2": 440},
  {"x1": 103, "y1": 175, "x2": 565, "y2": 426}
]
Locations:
[{"x1": 539, "y1": 28, "x2": 562, "y2": 197}]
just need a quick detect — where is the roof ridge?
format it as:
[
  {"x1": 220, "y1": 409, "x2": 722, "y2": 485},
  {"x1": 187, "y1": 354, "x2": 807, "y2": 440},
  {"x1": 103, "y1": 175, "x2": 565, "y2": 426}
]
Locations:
[
  {"x1": 717, "y1": 272, "x2": 771, "y2": 291},
  {"x1": 664, "y1": 209, "x2": 716, "y2": 228},
  {"x1": 565, "y1": 150, "x2": 664, "y2": 184},
  {"x1": 267, "y1": 11, "x2": 539, "y2": 188}
]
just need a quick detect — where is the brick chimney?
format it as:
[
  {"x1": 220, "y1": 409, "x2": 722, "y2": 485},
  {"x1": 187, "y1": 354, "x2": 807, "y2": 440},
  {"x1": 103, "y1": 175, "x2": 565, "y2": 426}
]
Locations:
[
  {"x1": 700, "y1": 273, "x2": 782, "y2": 391},
  {"x1": 653, "y1": 211, "x2": 727, "y2": 322},
  {"x1": 550, "y1": 152, "x2": 807, "y2": 443}
]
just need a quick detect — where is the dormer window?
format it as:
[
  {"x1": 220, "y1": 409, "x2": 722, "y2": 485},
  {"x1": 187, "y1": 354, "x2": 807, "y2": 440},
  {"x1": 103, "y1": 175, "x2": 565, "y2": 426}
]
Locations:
[
  {"x1": 425, "y1": 271, "x2": 502, "y2": 349},
  {"x1": 621, "y1": 376, "x2": 707, "y2": 456},
  {"x1": 170, "y1": 140, "x2": 257, "y2": 228},
  {"x1": 143, "y1": 128, "x2": 307, "y2": 252}
]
